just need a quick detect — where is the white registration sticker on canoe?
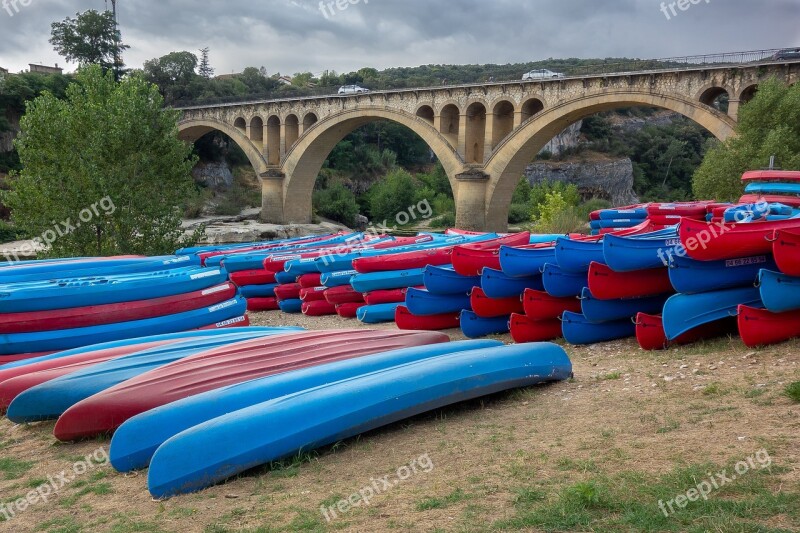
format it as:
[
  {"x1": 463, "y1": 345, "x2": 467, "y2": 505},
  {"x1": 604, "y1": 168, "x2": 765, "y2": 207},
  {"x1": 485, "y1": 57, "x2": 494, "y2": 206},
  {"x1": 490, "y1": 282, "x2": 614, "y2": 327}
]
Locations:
[
  {"x1": 191, "y1": 269, "x2": 222, "y2": 280},
  {"x1": 215, "y1": 316, "x2": 246, "y2": 327},
  {"x1": 209, "y1": 299, "x2": 238, "y2": 312},
  {"x1": 202, "y1": 284, "x2": 231, "y2": 296}
]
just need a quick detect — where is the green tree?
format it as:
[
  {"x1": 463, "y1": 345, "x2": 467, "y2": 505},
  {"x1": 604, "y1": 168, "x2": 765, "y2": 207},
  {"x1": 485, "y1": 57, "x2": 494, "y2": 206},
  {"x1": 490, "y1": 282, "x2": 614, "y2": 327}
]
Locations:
[
  {"x1": 198, "y1": 47, "x2": 214, "y2": 79},
  {"x1": 3, "y1": 66, "x2": 200, "y2": 257},
  {"x1": 142, "y1": 51, "x2": 199, "y2": 104},
  {"x1": 693, "y1": 79, "x2": 800, "y2": 201},
  {"x1": 50, "y1": 10, "x2": 129, "y2": 79},
  {"x1": 368, "y1": 169, "x2": 418, "y2": 222},
  {"x1": 313, "y1": 182, "x2": 360, "y2": 226}
]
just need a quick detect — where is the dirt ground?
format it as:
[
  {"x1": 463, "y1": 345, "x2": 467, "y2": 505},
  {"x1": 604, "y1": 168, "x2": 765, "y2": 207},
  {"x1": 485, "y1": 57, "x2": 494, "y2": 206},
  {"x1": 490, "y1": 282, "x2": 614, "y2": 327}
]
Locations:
[{"x1": 0, "y1": 311, "x2": 798, "y2": 533}]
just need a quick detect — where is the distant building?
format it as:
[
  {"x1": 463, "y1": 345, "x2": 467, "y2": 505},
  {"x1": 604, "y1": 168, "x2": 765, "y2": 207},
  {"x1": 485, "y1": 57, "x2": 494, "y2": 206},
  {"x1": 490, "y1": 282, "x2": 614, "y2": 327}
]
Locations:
[
  {"x1": 278, "y1": 75, "x2": 293, "y2": 86},
  {"x1": 29, "y1": 64, "x2": 63, "y2": 75}
]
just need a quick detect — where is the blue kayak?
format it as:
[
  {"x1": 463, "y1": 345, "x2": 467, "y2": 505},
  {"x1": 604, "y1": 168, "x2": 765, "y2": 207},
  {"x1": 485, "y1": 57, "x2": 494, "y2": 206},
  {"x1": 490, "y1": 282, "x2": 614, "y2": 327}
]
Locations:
[
  {"x1": 669, "y1": 254, "x2": 776, "y2": 294},
  {"x1": 405, "y1": 288, "x2": 471, "y2": 316},
  {"x1": 481, "y1": 268, "x2": 544, "y2": 298},
  {"x1": 460, "y1": 310, "x2": 510, "y2": 338},
  {"x1": 0, "y1": 296, "x2": 250, "y2": 356},
  {"x1": 0, "y1": 267, "x2": 229, "y2": 313},
  {"x1": 589, "y1": 219, "x2": 642, "y2": 230},
  {"x1": 663, "y1": 286, "x2": 762, "y2": 340},
  {"x1": 758, "y1": 269, "x2": 800, "y2": 313},
  {"x1": 598, "y1": 208, "x2": 648, "y2": 220},
  {"x1": 498, "y1": 245, "x2": 556, "y2": 278},
  {"x1": 554, "y1": 237, "x2": 605, "y2": 273},
  {"x1": 0, "y1": 256, "x2": 200, "y2": 284},
  {"x1": 541, "y1": 263, "x2": 587, "y2": 298},
  {"x1": 744, "y1": 182, "x2": 800, "y2": 195},
  {"x1": 238, "y1": 283, "x2": 278, "y2": 299},
  {"x1": 561, "y1": 311, "x2": 636, "y2": 345},
  {"x1": 357, "y1": 303, "x2": 401, "y2": 323},
  {"x1": 423, "y1": 265, "x2": 479, "y2": 295},
  {"x1": 5, "y1": 328, "x2": 300, "y2": 423},
  {"x1": 110, "y1": 339, "x2": 502, "y2": 472},
  {"x1": 602, "y1": 230, "x2": 680, "y2": 272},
  {"x1": 146, "y1": 342, "x2": 572, "y2": 497},
  {"x1": 176, "y1": 233, "x2": 338, "y2": 256},
  {"x1": 275, "y1": 270, "x2": 298, "y2": 284},
  {"x1": 351, "y1": 268, "x2": 425, "y2": 293},
  {"x1": 278, "y1": 299, "x2": 303, "y2": 313},
  {"x1": 580, "y1": 287, "x2": 668, "y2": 323},
  {"x1": 320, "y1": 270, "x2": 357, "y2": 288},
  {"x1": 284, "y1": 257, "x2": 324, "y2": 276}
]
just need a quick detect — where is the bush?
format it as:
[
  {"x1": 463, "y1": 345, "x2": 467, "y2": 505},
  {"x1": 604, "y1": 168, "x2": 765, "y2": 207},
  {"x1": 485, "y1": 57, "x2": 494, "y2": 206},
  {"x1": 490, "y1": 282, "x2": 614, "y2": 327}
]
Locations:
[
  {"x1": 0, "y1": 220, "x2": 21, "y2": 243},
  {"x1": 508, "y1": 203, "x2": 531, "y2": 224},
  {"x1": 529, "y1": 180, "x2": 580, "y2": 221},
  {"x1": 576, "y1": 198, "x2": 611, "y2": 220},
  {"x1": 430, "y1": 212, "x2": 456, "y2": 228},
  {"x1": 313, "y1": 182, "x2": 360, "y2": 226},
  {"x1": 534, "y1": 191, "x2": 587, "y2": 234},
  {"x1": 368, "y1": 169, "x2": 419, "y2": 222}
]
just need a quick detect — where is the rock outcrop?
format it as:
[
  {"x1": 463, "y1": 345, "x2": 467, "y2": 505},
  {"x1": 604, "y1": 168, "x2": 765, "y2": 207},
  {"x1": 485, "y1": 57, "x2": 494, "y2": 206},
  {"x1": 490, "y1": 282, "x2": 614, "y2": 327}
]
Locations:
[
  {"x1": 525, "y1": 157, "x2": 639, "y2": 206},
  {"x1": 192, "y1": 161, "x2": 234, "y2": 190}
]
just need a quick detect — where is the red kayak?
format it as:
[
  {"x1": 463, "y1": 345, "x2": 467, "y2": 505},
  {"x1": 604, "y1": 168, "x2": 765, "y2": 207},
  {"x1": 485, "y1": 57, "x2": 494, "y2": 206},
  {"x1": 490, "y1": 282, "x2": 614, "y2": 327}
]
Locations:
[
  {"x1": 298, "y1": 273, "x2": 323, "y2": 288},
  {"x1": 302, "y1": 300, "x2": 338, "y2": 316},
  {"x1": 364, "y1": 288, "x2": 418, "y2": 305},
  {"x1": 0, "y1": 283, "x2": 237, "y2": 335},
  {"x1": 680, "y1": 217, "x2": 800, "y2": 261},
  {"x1": 446, "y1": 229, "x2": 488, "y2": 236},
  {"x1": 648, "y1": 202, "x2": 715, "y2": 218},
  {"x1": 509, "y1": 314, "x2": 562, "y2": 343},
  {"x1": 395, "y1": 305, "x2": 460, "y2": 331},
  {"x1": 635, "y1": 313, "x2": 733, "y2": 351},
  {"x1": 452, "y1": 233, "x2": 531, "y2": 276},
  {"x1": 335, "y1": 302, "x2": 365, "y2": 318},
  {"x1": 247, "y1": 298, "x2": 279, "y2": 312},
  {"x1": 0, "y1": 339, "x2": 187, "y2": 409},
  {"x1": 741, "y1": 170, "x2": 800, "y2": 182},
  {"x1": 738, "y1": 305, "x2": 800, "y2": 347},
  {"x1": 588, "y1": 263, "x2": 673, "y2": 300},
  {"x1": 648, "y1": 215, "x2": 684, "y2": 226},
  {"x1": 772, "y1": 228, "x2": 800, "y2": 277},
  {"x1": 353, "y1": 248, "x2": 454, "y2": 274},
  {"x1": 0, "y1": 352, "x2": 55, "y2": 366},
  {"x1": 52, "y1": 329, "x2": 449, "y2": 441},
  {"x1": 299, "y1": 287, "x2": 328, "y2": 302},
  {"x1": 739, "y1": 194, "x2": 800, "y2": 208},
  {"x1": 522, "y1": 289, "x2": 581, "y2": 320},
  {"x1": 274, "y1": 283, "x2": 302, "y2": 301},
  {"x1": 229, "y1": 270, "x2": 277, "y2": 287},
  {"x1": 324, "y1": 286, "x2": 365, "y2": 305},
  {"x1": 471, "y1": 287, "x2": 523, "y2": 318}
]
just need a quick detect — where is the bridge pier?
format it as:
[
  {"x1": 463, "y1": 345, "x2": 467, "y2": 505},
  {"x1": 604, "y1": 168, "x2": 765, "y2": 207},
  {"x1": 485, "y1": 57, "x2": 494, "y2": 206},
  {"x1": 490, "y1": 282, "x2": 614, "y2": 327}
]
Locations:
[
  {"x1": 260, "y1": 170, "x2": 286, "y2": 224},
  {"x1": 454, "y1": 170, "x2": 490, "y2": 231}
]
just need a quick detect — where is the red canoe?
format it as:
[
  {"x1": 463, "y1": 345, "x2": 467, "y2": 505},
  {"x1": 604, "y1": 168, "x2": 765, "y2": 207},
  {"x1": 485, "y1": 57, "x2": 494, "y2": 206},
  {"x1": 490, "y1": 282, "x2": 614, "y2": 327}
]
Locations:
[
  {"x1": 588, "y1": 262, "x2": 673, "y2": 300},
  {"x1": 680, "y1": 217, "x2": 800, "y2": 261},
  {"x1": 635, "y1": 313, "x2": 733, "y2": 351},
  {"x1": 738, "y1": 305, "x2": 800, "y2": 347},
  {"x1": 741, "y1": 170, "x2": 800, "y2": 182},
  {"x1": 772, "y1": 229, "x2": 800, "y2": 277},
  {"x1": 274, "y1": 283, "x2": 302, "y2": 301},
  {"x1": 353, "y1": 248, "x2": 454, "y2": 274},
  {"x1": 0, "y1": 339, "x2": 186, "y2": 409},
  {"x1": 363, "y1": 288, "x2": 418, "y2": 305},
  {"x1": 739, "y1": 194, "x2": 800, "y2": 208},
  {"x1": 302, "y1": 300, "x2": 338, "y2": 316},
  {"x1": 522, "y1": 289, "x2": 581, "y2": 320},
  {"x1": 395, "y1": 306, "x2": 460, "y2": 331},
  {"x1": 298, "y1": 273, "x2": 323, "y2": 288},
  {"x1": 229, "y1": 270, "x2": 276, "y2": 287},
  {"x1": 471, "y1": 287, "x2": 524, "y2": 318},
  {"x1": 324, "y1": 286, "x2": 365, "y2": 305},
  {"x1": 452, "y1": 233, "x2": 531, "y2": 276},
  {"x1": 648, "y1": 202, "x2": 715, "y2": 218},
  {"x1": 52, "y1": 329, "x2": 449, "y2": 441},
  {"x1": 0, "y1": 283, "x2": 237, "y2": 335},
  {"x1": 509, "y1": 314, "x2": 562, "y2": 343},
  {"x1": 247, "y1": 298, "x2": 279, "y2": 312},
  {"x1": 199, "y1": 233, "x2": 346, "y2": 265},
  {"x1": 335, "y1": 302, "x2": 365, "y2": 318},
  {"x1": 299, "y1": 287, "x2": 328, "y2": 302}
]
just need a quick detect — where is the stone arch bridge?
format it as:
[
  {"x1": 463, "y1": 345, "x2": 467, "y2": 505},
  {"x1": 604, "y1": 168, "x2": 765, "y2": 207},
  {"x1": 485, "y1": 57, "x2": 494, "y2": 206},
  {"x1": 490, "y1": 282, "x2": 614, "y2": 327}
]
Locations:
[{"x1": 178, "y1": 55, "x2": 799, "y2": 231}]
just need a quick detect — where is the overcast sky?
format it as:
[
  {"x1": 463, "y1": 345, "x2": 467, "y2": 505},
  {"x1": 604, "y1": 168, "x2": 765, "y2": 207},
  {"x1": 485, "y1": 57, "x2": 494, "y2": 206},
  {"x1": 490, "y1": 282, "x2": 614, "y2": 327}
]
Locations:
[{"x1": 1, "y1": 0, "x2": 798, "y2": 76}]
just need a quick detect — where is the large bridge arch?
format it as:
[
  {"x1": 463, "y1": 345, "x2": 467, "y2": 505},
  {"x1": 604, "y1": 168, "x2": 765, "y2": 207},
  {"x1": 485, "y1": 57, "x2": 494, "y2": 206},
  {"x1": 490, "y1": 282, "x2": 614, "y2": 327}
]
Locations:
[
  {"x1": 482, "y1": 91, "x2": 738, "y2": 231},
  {"x1": 178, "y1": 118, "x2": 269, "y2": 177},
  {"x1": 278, "y1": 107, "x2": 468, "y2": 224}
]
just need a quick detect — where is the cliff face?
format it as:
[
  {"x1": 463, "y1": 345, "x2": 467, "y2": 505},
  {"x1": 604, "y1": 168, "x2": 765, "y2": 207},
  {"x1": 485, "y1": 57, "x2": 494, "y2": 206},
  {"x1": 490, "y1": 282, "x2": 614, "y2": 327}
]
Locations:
[
  {"x1": 525, "y1": 157, "x2": 639, "y2": 206},
  {"x1": 540, "y1": 120, "x2": 582, "y2": 156}
]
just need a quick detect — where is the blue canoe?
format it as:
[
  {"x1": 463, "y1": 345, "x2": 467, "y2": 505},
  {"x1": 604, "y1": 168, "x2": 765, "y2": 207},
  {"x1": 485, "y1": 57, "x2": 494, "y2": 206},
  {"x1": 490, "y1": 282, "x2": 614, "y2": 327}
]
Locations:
[
  {"x1": 320, "y1": 270, "x2": 357, "y2": 288},
  {"x1": 602, "y1": 230, "x2": 681, "y2": 272},
  {"x1": 580, "y1": 288, "x2": 668, "y2": 323},
  {"x1": 0, "y1": 256, "x2": 200, "y2": 284},
  {"x1": 405, "y1": 288, "x2": 471, "y2": 316},
  {"x1": 110, "y1": 339, "x2": 502, "y2": 471},
  {"x1": 275, "y1": 270, "x2": 299, "y2": 284},
  {"x1": 598, "y1": 208, "x2": 648, "y2": 220},
  {"x1": 284, "y1": 257, "x2": 324, "y2": 276},
  {"x1": 554, "y1": 237, "x2": 605, "y2": 273},
  {"x1": 669, "y1": 254, "x2": 776, "y2": 294},
  {"x1": 498, "y1": 245, "x2": 556, "y2": 278},
  {"x1": 0, "y1": 267, "x2": 229, "y2": 313},
  {"x1": 146, "y1": 342, "x2": 572, "y2": 497},
  {"x1": 541, "y1": 263, "x2": 587, "y2": 298},
  {"x1": 278, "y1": 299, "x2": 303, "y2": 313},
  {"x1": 481, "y1": 268, "x2": 544, "y2": 299},
  {"x1": 758, "y1": 269, "x2": 800, "y2": 313},
  {"x1": 744, "y1": 182, "x2": 800, "y2": 195},
  {"x1": 351, "y1": 268, "x2": 425, "y2": 293},
  {"x1": 460, "y1": 310, "x2": 510, "y2": 338},
  {"x1": 662, "y1": 286, "x2": 763, "y2": 340},
  {"x1": 357, "y1": 303, "x2": 402, "y2": 324},
  {"x1": 589, "y1": 219, "x2": 642, "y2": 230},
  {"x1": 423, "y1": 265, "x2": 479, "y2": 295},
  {"x1": 238, "y1": 283, "x2": 278, "y2": 299},
  {"x1": 561, "y1": 311, "x2": 636, "y2": 345},
  {"x1": 5, "y1": 328, "x2": 301, "y2": 423}
]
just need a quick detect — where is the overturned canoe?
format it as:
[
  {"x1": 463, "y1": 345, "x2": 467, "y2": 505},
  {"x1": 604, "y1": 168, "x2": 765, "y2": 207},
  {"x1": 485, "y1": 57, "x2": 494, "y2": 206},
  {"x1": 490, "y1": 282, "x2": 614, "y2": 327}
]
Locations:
[
  {"x1": 758, "y1": 269, "x2": 800, "y2": 313},
  {"x1": 481, "y1": 268, "x2": 544, "y2": 299},
  {"x1": 668, "y1": 254, "x2": 775, "y2": 294},
  {"x1": 509, "y1": 314, "x2": 562, "y2": 343},
  {"x1": 460, "y1": 310, "x2": 510, "y2": 338},
  {"x1": 580, "y1": 288, "x2": 669, "y2": 323},
  {"x1": 662, "y1": 286, "x2": 762, "y2": 340},
  {"x1": 471, "y1": 287, "x2": 524, "y2": 318},
  {"x1": 395, "y1": 306, "x2": 461, "y2": 331},
  {"x1": 541, "y1": 264, "x2": 587, "y2": 298},
  {"x1": 738, "y1": 305, "x2": 800, "y2": 347},
  {"x1": 561, "y1": 311, "x2": 635, "y2": 345},
  {"x1": 423, "y1": 265, "x2": 479, "y2": 295},
  {"x1": 588, "y1": 262, "x2": 673, "y2": 300}
]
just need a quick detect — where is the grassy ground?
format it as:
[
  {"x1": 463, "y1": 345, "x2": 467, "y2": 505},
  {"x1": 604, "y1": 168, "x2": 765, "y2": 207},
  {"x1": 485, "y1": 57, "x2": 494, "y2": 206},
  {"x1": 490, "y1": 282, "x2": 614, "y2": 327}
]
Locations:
[{"x1": 0, "y1": 312, "x2": 798, "y2": 533}]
